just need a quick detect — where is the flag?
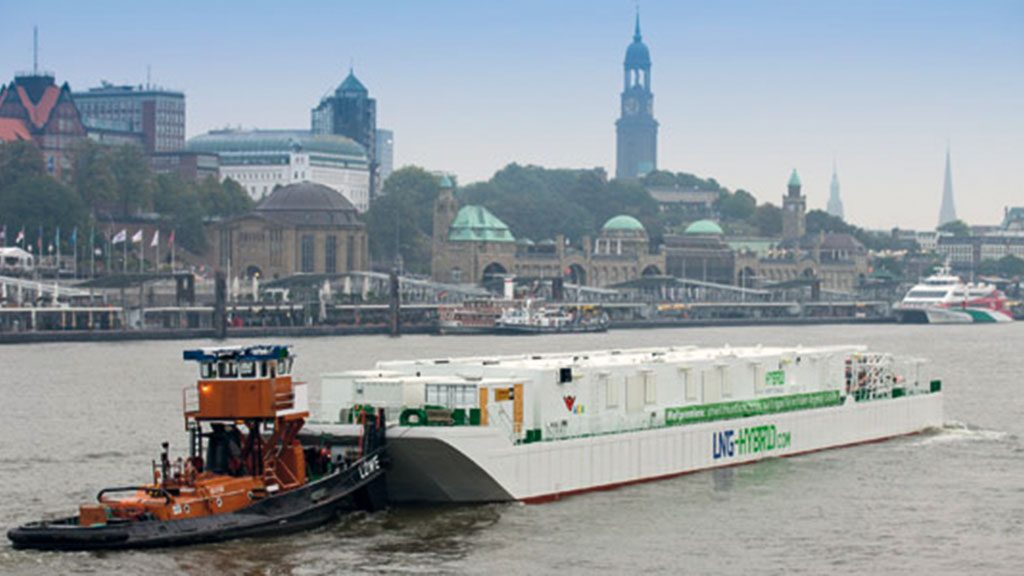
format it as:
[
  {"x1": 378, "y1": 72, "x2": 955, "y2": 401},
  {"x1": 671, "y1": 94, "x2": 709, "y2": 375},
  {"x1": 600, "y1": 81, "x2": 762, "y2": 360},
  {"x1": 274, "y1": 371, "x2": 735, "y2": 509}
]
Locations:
[
  {"x1": 112, "y1": 229, "x2": 127, "y2": 244},
  {"x1": 70, "y1": 227, "x2": 77, "y2": 245},
  {"x1": 131, "y1": 229, "x2": 143, "y2": 244},
  {"x1": 0, "y1": 225, "x2": 5, "y2": 247},
  {"x1": 16, "y1": 227, "x2": 25, "y2": 245},
  {"x1": 55, "y1": 225, "x2": 60, "y2": 248},
  {"x1": 151, "y1": 229, "x2": 160, "y2": 248},
  {"x1": 37, "y1": 225, "x2": 42, "y2": 254},
  {"x1": 168, "y1": 230, "x2": 175, "y2": 246}
]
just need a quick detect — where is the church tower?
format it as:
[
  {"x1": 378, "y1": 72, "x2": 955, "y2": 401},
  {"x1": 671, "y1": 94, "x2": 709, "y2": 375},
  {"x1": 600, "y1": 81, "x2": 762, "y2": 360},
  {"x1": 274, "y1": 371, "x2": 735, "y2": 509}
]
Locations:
[
  {"x1": 615, "y1": 11, "x2": 658, "y2": 180},
  {"x1": 827, "y1": 161, "x2": 845, "y2": 220},
  {"x1": 783, "y1": 169, "x2": 807, "y2": 241}
]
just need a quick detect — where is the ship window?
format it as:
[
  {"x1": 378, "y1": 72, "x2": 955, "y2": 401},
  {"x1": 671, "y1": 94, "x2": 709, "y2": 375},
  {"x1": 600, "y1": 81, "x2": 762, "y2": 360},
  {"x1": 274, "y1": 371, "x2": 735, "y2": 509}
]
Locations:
[
  {"x1": 200, "y1": 362, "x2": 215, "y2": 379},
  {"x1": 559, "y1": 367, "x2": 573, "y2": 384},
  {"x1": 260, "y1": 362, "x2": 268, "y2": 378},
  {"x1": 218, "y1": 361, "x2": 238, "y2": 378},
  {"x1": 239, "y1": 361, "x2": 256, "y2": 378}
]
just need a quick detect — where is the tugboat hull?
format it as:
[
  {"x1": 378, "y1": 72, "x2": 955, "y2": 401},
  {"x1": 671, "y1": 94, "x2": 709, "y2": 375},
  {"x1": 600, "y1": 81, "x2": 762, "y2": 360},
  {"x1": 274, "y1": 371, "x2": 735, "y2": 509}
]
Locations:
[{"x1": 8, "y1": 449, "x2": 386, "y2": 551}]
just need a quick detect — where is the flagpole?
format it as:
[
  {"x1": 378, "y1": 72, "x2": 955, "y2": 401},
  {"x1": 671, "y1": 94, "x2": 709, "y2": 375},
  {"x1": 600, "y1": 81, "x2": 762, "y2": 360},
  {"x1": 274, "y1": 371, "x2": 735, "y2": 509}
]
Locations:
[
  {"x1": 90, "y1": 226, "x2": 95, "y2": 278},
  {"x1": 123, "y1": 232, "x2": 127, "y2": 274},
  {"x1": 156, "y1": 231, "x2": 161, "y2": 274},
  {"x1": 55, "y1": 226, "x2": 61, "y2": 278},
  {"x1": 106, "y1": 228, "x2": 112, "y2": 274},
  {"x1": 171, "y1": 229, "x2": 176, "y2": 273},
  {"x1": 139, "y1": 232, "x2": 144, "y2": 274}
]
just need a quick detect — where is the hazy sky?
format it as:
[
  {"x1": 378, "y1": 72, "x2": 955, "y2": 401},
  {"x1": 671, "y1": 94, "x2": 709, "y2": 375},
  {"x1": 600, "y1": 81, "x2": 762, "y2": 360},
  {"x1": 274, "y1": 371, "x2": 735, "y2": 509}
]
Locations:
[{"x1": 2, "y1": 1, "x2": 1021, "y2": 230}]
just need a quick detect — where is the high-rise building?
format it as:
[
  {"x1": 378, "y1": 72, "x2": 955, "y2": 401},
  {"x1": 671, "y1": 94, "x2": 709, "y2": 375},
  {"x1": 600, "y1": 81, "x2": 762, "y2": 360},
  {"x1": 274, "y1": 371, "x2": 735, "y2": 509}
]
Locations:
[
  {"x1": 615, "y1": 11, "x2": 658, "y2": 180},
  {"x1": 376, "y1": 128, "x2": 394, "y2": 186},
  {"x1": 827, "y1": 162, "x2": 845, "y2": 220},
  {"x1": 72, "y1": 82, "x2": 185, "y2": 153},
  {"x1": 0, "y1": 73, "x2": 86, "y2": 179},
  {"x1": 312, "y1": 69, "x2": 378, "y2": 198},
  {"x1": 938, "y1": 148, "x2": 957, "y2": 227},
  {"x1": 782, "y1": 169, "x2": 807, "y2": 241}
]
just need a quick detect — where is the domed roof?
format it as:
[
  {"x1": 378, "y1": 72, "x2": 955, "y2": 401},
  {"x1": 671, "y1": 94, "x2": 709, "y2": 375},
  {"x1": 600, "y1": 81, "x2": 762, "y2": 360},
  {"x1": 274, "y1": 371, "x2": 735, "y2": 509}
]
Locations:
[
  {"x1": 684, "y1": 219, "x2": 724, "y2": 235},
  {"x1": 448, "y1": 205, "x2": 515, "y2": 243},
  {"x1": 625, "y1": 13, "x2": 651, "y2": 68},
  {"x1": 603, "y1": 214, "x2": 646, "y2": 232},
  {"x1": 252, "y1": 182, "x2": 362, "y2": 227},
  {"x1": 257, "y1": 182, "x2": 356, "y2": 212}
]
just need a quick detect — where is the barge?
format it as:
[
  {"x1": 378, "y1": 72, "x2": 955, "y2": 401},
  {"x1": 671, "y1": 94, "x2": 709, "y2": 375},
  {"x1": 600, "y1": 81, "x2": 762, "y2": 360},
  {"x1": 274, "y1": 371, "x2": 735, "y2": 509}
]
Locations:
[{"x1": 308, "y1": 344, "x2": 943, "y2": 503}]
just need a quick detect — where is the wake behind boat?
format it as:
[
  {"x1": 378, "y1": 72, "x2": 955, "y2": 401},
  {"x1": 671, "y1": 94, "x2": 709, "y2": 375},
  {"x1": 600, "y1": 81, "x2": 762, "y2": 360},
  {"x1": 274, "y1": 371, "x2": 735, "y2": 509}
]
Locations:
[{"x1": 8, "y1": 345, "x2": 388, "y2": 551}]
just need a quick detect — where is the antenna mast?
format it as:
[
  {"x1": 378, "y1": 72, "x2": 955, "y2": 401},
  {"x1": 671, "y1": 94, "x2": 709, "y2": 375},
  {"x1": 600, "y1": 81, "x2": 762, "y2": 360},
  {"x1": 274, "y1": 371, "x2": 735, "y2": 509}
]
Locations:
[{"x1": 33, "y1": 26, "x2": 38, "y2": 74}]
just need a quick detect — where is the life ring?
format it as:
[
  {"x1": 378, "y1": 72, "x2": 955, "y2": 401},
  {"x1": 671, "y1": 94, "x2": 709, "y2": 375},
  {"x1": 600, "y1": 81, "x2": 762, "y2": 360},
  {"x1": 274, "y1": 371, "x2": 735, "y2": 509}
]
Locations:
[
  {"x1": 183, "y1": 503, "x2": 191, "y2": 515},
  {"x1": 215, "y1": 497, "x2": 223, "y2": 508}
]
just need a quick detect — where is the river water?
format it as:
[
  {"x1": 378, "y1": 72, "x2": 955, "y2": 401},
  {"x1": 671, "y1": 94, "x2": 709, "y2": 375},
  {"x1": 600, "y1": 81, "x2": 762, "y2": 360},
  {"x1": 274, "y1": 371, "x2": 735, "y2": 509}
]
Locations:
[{"x1": 1, "y1": 323, "x2": 1022, "y2": 575}]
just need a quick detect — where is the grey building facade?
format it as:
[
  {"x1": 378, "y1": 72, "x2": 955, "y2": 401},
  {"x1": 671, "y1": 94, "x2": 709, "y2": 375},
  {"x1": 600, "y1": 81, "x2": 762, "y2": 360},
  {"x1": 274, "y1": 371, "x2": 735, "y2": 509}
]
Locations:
[{"x1": 73, "y1": 82, "x2": 185, "y2": 153}]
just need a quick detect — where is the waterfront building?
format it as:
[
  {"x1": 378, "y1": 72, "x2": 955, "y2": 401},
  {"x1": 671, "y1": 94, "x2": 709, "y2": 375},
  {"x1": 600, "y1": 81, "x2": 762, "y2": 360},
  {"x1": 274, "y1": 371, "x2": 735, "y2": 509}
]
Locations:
[
  {"x1": 937, "y1": 234, "x2": 1024, "y2": 273},
  {"x1": 187, "y1": 129, "x2": 371, "y2": 212},
  {"x1": 149, "y1": 151, "x2": 219, "y2": 182},
  {"x1": 646, "y1": 186, "x2": 718, "y2": 219},
  {"x1": 734, "y1": 171, "x2": 868, "y2": 293},
  {"x1": 1001, "y1": 207, "x2": 1024, "y2": 231},
  {"x1": 210, "y1": 181, "x2": 368, "y2": 279},
  {"x1": 663, "y1": 220, "x2": 736, "y2": 285},
  {"x1": 827, "y1": 163, "x2": 845, "y2": 220},
  {"x1": 431, "y1": 178, "x2": 663, "y2": 286},
  {"x1": 72, "y1": 82, "x2": 185, "y2": 154},
  {"x1": 938, "y1": 148, "x2": 957, "y2": 227},
  {"x1": 615, "y1": 12, "x2": 658, "y2": 180},
  {"x1": 312, "y1": 69, "x2": 379, "y2": 198},
  {"x1": 0, "y1": 73, "x2": 86, "y2": 179},
  {"x1": 376, "y1": 129, "x2": 394, "y2": 186}
]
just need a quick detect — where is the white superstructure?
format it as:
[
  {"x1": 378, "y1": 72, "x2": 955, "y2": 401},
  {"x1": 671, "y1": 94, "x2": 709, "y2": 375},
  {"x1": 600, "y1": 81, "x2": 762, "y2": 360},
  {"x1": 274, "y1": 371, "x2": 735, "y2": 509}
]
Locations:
[{"x1": 308, "y1": 344, "x2": 943, "y2": 504}]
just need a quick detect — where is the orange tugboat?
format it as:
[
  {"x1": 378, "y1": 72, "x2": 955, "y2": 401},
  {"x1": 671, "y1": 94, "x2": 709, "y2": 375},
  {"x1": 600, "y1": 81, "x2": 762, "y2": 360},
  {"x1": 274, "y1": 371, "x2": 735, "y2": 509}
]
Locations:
[{"x1": 8, "y1": 345, "x2": 387, "y2": 551}]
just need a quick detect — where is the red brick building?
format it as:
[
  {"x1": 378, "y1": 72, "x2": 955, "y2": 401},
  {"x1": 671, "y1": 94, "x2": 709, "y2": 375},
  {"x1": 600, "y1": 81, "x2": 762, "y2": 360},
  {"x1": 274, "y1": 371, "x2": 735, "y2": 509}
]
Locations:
[{"x1": 0, "y1": 73, "x2": 87, "y2": 179}]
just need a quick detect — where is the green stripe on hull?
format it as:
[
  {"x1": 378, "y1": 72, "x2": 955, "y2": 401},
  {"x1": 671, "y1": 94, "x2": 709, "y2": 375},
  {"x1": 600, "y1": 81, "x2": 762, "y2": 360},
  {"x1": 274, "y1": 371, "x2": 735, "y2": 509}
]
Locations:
[
  {"x1": 665, "y1": 390, "x2": 842, "y2": 426},
  {"x1": 965, "y1": 308, "x2": 998, "y2": 323}
]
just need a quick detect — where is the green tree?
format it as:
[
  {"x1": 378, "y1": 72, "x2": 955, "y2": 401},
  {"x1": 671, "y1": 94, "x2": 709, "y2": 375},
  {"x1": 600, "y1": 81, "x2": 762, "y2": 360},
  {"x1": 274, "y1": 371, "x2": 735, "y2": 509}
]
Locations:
[
  {"x1": 751, "y1": 203, "x2": 782, "y2": 236},
  {"x1": 110, "y1": 144, "x2": 153, "y2": 216},
  {"x1": 0, "y1": 140, "x2": 46, "y2": 191},
  {"x1": 937, "y1": 219, "x2": 970, "y2": 237},
  {"x1": 718, "y1": 189, "x2": 757, "y2": 221},
  {"x1": 364, "y1": 166, "x2": 442, "y2": 272},
  {"x1": 69, "y1": 139, "x2": 117, "y2": 210},
  {"x1": 0, "y1": 175, "x2": 88, "y2": 240}
]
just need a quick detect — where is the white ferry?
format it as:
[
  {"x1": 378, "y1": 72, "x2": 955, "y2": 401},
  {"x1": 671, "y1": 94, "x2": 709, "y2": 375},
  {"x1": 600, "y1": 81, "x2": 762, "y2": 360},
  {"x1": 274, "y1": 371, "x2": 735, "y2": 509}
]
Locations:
[
  {"x1": 894, "y1": 267, "x2": 1013, "y2": 324},
  {"x1": 307, "y1": 344, "x2": 943, "y2": 503},
  {"x1": 495, "y1": 301, "x2": 609, "y2": 335}
]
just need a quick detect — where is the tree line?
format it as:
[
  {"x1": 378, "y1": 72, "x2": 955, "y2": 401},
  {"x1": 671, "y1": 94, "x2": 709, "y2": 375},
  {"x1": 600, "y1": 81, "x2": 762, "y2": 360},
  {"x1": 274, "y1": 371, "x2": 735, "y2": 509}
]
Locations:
[{"x1": 0, "y1": 139, "x2": 252, "y2": 256}]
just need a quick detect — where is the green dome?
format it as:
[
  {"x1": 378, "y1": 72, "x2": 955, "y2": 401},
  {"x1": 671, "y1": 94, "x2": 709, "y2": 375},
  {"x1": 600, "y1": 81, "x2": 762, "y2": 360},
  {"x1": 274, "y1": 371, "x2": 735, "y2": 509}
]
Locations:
[
  {"x1": 602, "y1": 215, "x2": 645, "y2": 232},
  {"x1": 448, "y1": 205, "x2": 515, "y2": 243},
  {"x1": 684, "y1": 219, "x2": 724, "y2": 235}
]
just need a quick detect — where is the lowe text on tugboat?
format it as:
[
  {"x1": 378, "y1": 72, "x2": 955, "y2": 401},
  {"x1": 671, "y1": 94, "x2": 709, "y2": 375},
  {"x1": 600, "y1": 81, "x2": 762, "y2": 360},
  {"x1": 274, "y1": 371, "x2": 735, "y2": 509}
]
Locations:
[{"x1": 8, "y1": 345, "x2": 388, "y2": 551}]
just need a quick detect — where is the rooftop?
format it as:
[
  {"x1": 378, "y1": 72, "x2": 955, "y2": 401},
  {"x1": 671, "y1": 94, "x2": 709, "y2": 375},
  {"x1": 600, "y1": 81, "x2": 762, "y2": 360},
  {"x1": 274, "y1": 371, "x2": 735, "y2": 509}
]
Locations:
[
  {"x1": 449, "y1": 205, "x2": 515, "y2": 243},
  {"x1": 684, "y1": 219, "x2": 724, "y2": 235},
  {"x1": 187, "y1": 129, "x2": 367, "y2": 161},
  {"x1": 602, "y1": 214, "x2": 646, "y2": 232}
]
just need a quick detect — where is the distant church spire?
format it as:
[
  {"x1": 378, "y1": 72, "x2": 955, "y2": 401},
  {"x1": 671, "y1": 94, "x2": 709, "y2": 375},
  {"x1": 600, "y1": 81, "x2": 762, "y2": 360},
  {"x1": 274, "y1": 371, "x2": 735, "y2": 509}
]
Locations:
[
  {"x1": 827, "y1": 160, "x2": 844, "y2": 220},
  {"x1": 634, "y1": 7, "x2": 642, "y2": 42},
  {"x1": 938, "y1": 147, "x2": 957, "y2": 226}
]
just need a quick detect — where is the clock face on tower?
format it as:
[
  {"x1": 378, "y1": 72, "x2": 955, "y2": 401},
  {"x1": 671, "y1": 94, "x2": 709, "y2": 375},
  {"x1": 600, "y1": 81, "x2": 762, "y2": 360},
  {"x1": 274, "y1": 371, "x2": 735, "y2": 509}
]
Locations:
[{"x1": 624, "y1": 98, "x2": 638, "y2": 115}]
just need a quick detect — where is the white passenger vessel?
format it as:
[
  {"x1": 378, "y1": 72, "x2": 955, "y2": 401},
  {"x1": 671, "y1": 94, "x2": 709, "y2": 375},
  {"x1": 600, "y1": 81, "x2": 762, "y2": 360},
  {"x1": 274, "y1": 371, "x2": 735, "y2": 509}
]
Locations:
[
  {"x1": 894, "y1": 267, "x2": 1013, "y2": 324},
  {"x1": 307, "y1": 345, "x2": 943, "y2": 503}
]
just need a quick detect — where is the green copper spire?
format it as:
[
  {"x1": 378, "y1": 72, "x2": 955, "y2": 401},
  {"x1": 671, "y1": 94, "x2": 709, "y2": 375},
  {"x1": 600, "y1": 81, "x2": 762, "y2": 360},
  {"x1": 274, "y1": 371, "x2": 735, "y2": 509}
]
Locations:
[
  {"x1": 634, "y1": 7, "x2": 642, "y2": 42},
  {"x1": 788, "y1": 169, "x2": 801, "y2": 188}
]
